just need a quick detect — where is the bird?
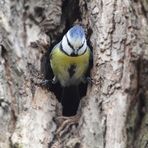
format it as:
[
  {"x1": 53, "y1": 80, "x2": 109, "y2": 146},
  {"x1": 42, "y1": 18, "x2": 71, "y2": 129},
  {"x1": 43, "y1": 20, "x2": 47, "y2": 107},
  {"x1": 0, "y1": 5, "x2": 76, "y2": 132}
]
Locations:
[{"x1": 50, "y1": 25, "x2": 91, "y2": 116}]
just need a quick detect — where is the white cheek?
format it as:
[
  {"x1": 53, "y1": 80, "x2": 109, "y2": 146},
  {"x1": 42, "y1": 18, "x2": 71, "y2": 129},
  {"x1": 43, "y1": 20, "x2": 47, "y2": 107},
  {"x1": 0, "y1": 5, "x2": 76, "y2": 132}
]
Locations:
[
  {"x1": 62, "y1": 36, "x2": 73, "y2": 55},
  {"x1": 78, "y1": 41, "x2": 87, "y2": 55}
]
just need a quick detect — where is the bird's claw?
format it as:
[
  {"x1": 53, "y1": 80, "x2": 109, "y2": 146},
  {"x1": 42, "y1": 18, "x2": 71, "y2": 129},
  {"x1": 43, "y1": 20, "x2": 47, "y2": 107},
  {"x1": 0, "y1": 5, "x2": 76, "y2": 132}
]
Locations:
[
  {"x1": 82, "y1": 77, "x2": 94, "y2": 85},
  {"x1": 52, "y1": 76, "x2": 58, "y2": 84},
  {"x1": 41, "y1": 76, "x2": 57, "y2": 86}
]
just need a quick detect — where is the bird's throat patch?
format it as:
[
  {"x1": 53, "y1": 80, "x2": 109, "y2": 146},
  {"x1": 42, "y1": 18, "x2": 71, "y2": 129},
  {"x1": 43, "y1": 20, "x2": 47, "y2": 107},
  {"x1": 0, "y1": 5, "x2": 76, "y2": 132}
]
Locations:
[{"x1": 68, "y1": 64, "x2": 76, "y2": 78}]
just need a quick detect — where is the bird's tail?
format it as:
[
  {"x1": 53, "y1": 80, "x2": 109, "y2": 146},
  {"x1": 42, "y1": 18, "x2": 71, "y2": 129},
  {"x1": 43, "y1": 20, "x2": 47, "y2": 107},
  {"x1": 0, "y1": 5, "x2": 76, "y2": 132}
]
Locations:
[{"x1": 61, "y1": 85, "x2": 80, "y2": 116}]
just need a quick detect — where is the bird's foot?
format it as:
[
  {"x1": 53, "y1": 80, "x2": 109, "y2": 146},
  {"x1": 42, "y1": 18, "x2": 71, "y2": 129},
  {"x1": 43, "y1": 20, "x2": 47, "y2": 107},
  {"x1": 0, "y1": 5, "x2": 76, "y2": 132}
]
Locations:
[
  {"x1": 41, "y1": 79, "x2": 52, "y2": 86},
  {"x1": 52, "y1": 76, "x2": 58, "y2": 84},
  {"x1": 82, "y1": 76, "x2": 94, "y2": 85},
  {"x1": 40, "y1": 76, "x2": 58, "y2": 86}
]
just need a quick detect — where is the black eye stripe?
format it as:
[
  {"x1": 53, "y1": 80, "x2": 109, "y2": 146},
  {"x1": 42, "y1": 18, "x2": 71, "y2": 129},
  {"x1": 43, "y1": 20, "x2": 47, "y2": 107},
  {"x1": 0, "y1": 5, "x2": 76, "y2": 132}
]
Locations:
[
  {"x1": 66, "y1": 35, "x2": 75, "y2": 50},
  {"x1": 60, "y1": 42, "x2": 87, "y2": 57},
  {"x1": 60, "y1": 43, "x2": 69, "y2": 56},
  {"x1": 65, "y1": 35, "x2": 85, "y2": 50},
  {"x1": 78, "y1": 42, "x2": 85, "y2": 49}
]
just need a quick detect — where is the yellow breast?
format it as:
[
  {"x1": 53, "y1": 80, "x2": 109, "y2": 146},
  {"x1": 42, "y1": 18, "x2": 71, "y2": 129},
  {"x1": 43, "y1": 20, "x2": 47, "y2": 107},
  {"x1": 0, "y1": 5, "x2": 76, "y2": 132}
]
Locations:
[{"x1": 50, "y1": 45, "x2": 90, "y2": 86}]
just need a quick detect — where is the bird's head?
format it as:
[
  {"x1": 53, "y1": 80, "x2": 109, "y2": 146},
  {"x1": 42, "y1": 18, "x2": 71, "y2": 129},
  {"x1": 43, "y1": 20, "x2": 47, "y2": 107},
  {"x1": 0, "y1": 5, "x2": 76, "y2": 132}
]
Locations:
[{"x1": 61, "y1": 25, "x2": 87, "y2": 56}]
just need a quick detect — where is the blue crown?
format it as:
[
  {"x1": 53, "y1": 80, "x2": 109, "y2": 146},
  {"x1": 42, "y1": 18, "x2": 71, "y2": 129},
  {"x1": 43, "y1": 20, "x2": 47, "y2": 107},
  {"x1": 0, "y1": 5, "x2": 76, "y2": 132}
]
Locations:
[{"x1": 68, "y1": 25, "x2": 85, "y2": 39}]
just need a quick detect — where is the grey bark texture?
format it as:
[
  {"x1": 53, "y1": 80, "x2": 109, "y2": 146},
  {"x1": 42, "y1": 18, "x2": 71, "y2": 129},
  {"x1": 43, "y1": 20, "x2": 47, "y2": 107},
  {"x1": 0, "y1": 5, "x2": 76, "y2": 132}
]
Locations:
[{"x1": 0, "y1": 0, "x2": 148, "y2": 148}]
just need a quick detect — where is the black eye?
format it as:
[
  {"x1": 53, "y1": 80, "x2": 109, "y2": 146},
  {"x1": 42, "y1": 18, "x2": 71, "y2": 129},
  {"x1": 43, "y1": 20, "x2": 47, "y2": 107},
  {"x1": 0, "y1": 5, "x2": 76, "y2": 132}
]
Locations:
[{"x1": 77, "y1": 40, "x2": 85, "y2": 50}]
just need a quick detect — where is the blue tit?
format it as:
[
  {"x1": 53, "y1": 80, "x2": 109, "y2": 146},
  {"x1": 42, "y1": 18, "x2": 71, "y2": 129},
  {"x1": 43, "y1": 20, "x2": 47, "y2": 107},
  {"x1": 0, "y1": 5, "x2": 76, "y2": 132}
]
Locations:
[{"x1": 50, "y1": 25, "x2": 91, "y2": 116}]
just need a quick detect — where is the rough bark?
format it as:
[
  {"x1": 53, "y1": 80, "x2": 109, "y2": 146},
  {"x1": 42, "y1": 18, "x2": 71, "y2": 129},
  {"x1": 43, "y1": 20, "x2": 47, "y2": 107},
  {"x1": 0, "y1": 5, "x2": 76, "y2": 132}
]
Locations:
[{"x1": 0, "y1": 0, "x2": 148, "y2": 148}]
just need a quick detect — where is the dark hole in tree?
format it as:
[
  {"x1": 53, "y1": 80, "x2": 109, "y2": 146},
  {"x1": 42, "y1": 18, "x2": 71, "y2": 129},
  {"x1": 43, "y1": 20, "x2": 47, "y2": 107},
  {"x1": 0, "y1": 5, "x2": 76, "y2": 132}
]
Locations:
[{"x1": 40, "y1": 0, "x2": 93, "y2": 116}]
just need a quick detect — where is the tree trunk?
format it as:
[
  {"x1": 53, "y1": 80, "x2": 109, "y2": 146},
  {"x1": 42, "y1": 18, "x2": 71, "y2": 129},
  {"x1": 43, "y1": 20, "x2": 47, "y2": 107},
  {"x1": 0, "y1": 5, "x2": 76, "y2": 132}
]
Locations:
[{"x1": 0, "y1": 0, "x2": 148, "y2": 148}]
